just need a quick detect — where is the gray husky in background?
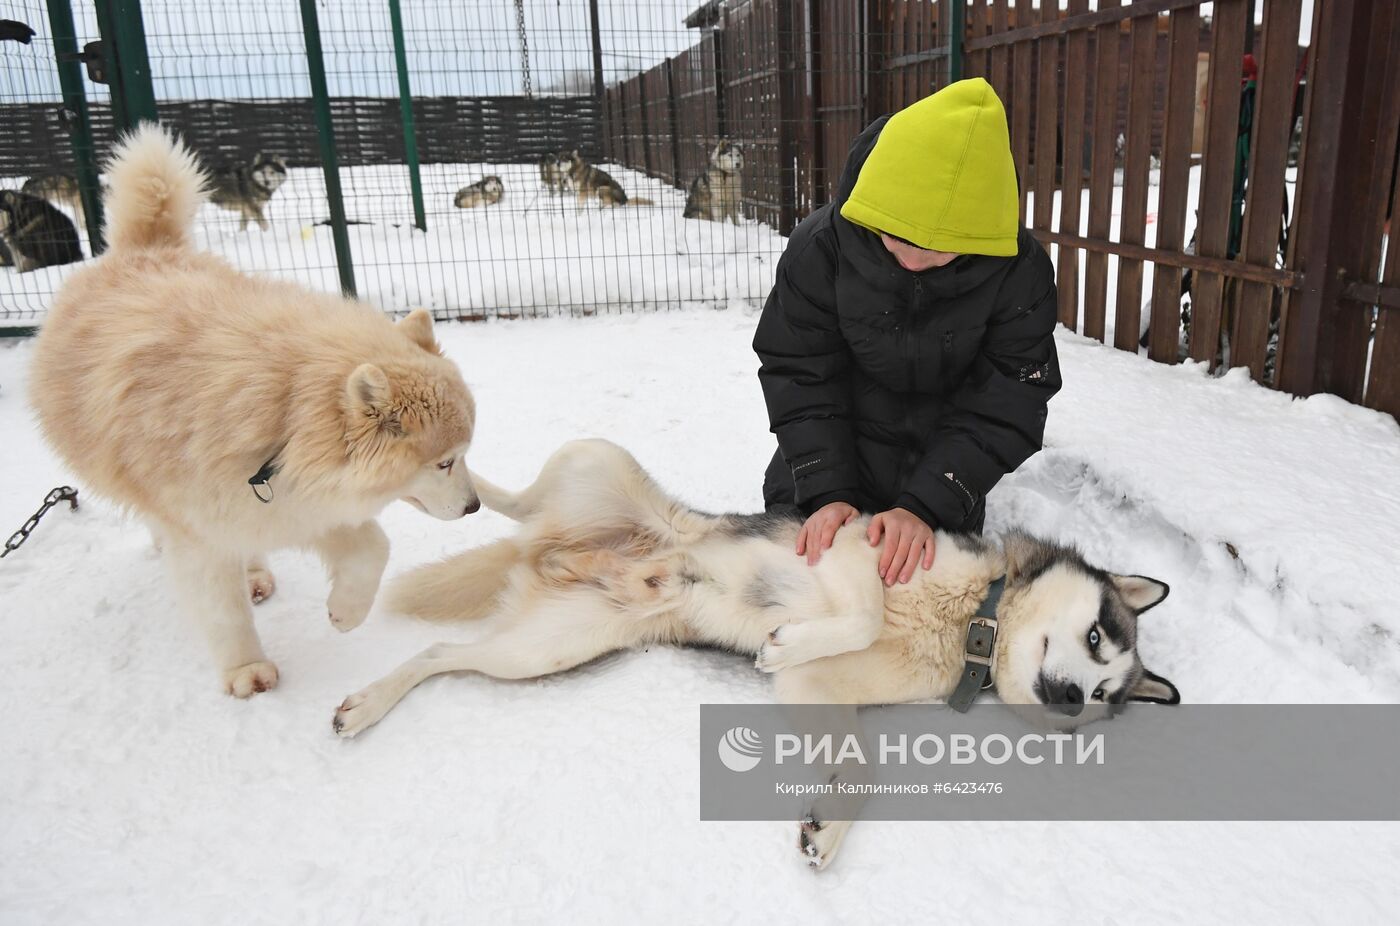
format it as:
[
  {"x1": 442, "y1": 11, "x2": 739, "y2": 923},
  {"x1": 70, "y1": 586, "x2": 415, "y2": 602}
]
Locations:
[
  {"x1": 684, "y1": 140, "x2": 745, "y2": 223},
  {"x1": 208, "y1": 152, "x2": 288, "y2": 230},
  {"x1": 538, "y1": 152, "x2": 572, "y2": 195},
  {"x1": 0, "y1": 189, "x2": 82, "y2": 271},
  {"x1": 333, "y1": 439, "x2": 1180, "y2": 868},
  {"x1": 453, "y1": 175, "x2": 505, "y2": 209},
  {"x1": 22, "y1": 172, "x2": 86, "y2": 227}
]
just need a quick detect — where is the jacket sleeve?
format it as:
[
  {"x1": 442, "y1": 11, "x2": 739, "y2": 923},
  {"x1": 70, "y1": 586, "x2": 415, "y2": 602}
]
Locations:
[
  {"x1": 753, "y1": 229, "x2": 860, "y2": 512},
  {"x1": 896, "y1": 248, "x2": 1062, "y2": 530}
]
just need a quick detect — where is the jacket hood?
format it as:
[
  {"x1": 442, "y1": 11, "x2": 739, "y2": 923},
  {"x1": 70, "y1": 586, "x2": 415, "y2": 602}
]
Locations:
[{"x1": 838, "y1": 78, "x2": 1020, "y2": 257}]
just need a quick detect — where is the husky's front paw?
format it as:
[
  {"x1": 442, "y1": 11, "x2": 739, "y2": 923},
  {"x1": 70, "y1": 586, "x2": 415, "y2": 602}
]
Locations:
[
  {"x1": 756, "y1": 624, "x2": 816, "y2": 673},
  {"x1": 332, "y1": 685, "x2": 393, "y2": 738},
  {"x1": 247, "y1": 565, "x2": 276, "y2": 604},
  {"x1": 327, "y1": 581, "x2": 375, "y2": 632},
  {"x1": 224, "y1": 660, "x2": 279, "y2": 698},
  {"x1": 798, "y1": 813, "x2": 852, "y2": 870}
]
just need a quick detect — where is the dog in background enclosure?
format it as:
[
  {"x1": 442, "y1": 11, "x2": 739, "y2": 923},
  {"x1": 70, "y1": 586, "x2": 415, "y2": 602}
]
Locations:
[
  {"x1": 453, "y1": 175, "x2": 505, "y2": 209},
  {"x1": 29, "y1": 126, "x2": 481, "y2": 698},
  {"x1": 207, "y1": 152, "x2": 288, "y2": 230},
  {"x1": 565, "y1": 150, "x2": 653, "y2": 207},
  {"x1": 22, "y1": 172, "x2": 86, "y2": 227},
  {"x1": 683, "y1": 140, "x2": 745, "y2": 223},
  {"x1": 0, "y1": 190, "x2": 82, "y2": 272},
  {"x1": 332, "y1": 438, "x2": 1180, "y2": 868},
  {"x1": 538, "y1": 152, "x2": 571, "y2": 195}
]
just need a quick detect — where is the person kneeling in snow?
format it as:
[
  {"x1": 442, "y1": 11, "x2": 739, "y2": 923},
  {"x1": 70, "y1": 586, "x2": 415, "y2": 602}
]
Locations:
[{"x1": 754, "y1": 77, "x2": 1061, "y2": 587}]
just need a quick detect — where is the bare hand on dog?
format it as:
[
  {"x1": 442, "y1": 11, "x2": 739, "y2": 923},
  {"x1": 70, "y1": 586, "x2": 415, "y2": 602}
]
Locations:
[
  {"x1": 868, "y1": 508, "x2": 935, "y2": 586},
  {"x1": 795, "y1": 501, "x2": 858, "y2": 565}
]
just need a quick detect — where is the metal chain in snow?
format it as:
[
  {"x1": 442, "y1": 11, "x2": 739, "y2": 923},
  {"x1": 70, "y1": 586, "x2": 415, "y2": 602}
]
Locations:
[
  {"x1": 514, "y1": 0, "x2": 532, "y2": 98},
  {"x1": 2, "y1": 486, "x2": 79, "y2": 558}
]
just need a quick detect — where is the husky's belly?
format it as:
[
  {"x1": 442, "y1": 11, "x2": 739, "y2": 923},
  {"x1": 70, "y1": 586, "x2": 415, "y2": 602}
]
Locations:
[{"x1": 673, "y1": 514, "x2": 882, "y2": 654}]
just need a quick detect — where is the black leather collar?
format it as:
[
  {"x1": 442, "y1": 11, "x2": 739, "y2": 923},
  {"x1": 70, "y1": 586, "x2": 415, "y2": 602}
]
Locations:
[{"x1": 948, "y1": 576, "x2": 1006, "y2": 712}]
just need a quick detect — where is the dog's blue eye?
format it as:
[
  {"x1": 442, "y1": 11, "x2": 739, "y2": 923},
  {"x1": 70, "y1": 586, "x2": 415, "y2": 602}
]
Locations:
[
  {"x1": 1087, "y1": 627, "x2": 1100, "y2": 649},
  {"x1": 1093, "y1": 687, "x2": 1106, "y2": 701}
]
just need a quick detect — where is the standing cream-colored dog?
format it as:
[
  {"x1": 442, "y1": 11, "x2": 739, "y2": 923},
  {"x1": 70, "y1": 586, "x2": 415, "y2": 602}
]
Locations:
[{"x1": 29, "y1": 125, "x2": 480, "y2": 697}]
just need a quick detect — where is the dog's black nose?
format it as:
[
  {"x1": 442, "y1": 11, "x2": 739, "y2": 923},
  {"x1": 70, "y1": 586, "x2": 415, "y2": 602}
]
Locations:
[
  {"x1": 1037, "y1": 674, "x2": 1086, "y2": 716},
  {"x1": 1055, "y1": 684, "x2": 1085, "y2": 717},
  {"x1": 463, "y1": 498, "x2": 481, "y2": 515}
]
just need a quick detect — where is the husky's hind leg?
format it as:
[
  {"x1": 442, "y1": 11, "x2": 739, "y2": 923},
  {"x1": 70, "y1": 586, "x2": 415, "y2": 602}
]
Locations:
[
  {"x1": 332, "y1": 594, "x2": 651, "y2": 737},
  {"x1": 312, "y1": 520, "x2": 390, "y2": 633},
  {"x1": 771, "y1": 644, "x2": 931, "y2": 869},
  {"x1": 163, "y1": 540, "x2": 277, "y2": 697}
]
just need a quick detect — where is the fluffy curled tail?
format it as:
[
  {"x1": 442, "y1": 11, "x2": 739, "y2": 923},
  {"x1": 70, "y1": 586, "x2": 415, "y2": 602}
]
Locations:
[
  {"x1": 103, "y1": 123, "x2": 206, "y2": 252},
  {"x1": 385, "y1": 537, "x2": 521, "y2": 622}
]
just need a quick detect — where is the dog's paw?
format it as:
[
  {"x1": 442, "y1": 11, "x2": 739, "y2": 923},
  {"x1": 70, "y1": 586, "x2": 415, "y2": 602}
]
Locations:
[
  {"x1": 797, "y1": 813, "x2": 851, "y2": 870},
  {"x1": 755, "y1": 624, "x2": 809, "y2": 673},
  {"x1": 326, "y1": 582, "x2": 374, "y2": 633},
  {"x1": 224, "y1": 660, "x2": 279, "y2": 698},
  {"x1": 247, "y1": 565, "x2": 276, "y2": 604},
  {"x1": 332, "y1": 686, "x2": 392, "y2": 738}
]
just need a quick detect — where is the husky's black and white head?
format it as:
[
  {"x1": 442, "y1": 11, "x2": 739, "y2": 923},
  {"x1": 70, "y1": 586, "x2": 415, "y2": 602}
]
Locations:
[
  {"x1": 711, "y1": 140, "x2": 744, "y2": 173},
  {"x1": 992, "y1": 531, "x2": 1179, "y2": 725},
  {"x1": 249, "y1": 153, "x2": 288, "y2": 194}
]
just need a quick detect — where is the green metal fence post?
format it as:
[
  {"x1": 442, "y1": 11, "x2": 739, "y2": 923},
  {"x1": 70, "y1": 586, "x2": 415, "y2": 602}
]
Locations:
[
  {"x1": 48, "y1": 0, "x2": 107, "y2": 252},
  {"x1": 94, "y1": 0, "x2": 158, "y2": 131},
  {"x1": 948, "y1": 0, "x2": 966, "y2": 84},
  {"x1": 388, "y1": 0, "x2": 427, "y2": 231},
  {"x1": 298, "y1": 0, "x2": 357, "y2": 297}
]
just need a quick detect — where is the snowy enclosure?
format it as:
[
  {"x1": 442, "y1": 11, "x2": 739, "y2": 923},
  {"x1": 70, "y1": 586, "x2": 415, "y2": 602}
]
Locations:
[
  {"x1": 0, "y1": 160, "x2": 786, "y2": 321},
  {"x1": 2, "y1": 311, "x2": 1399, "y2": 922}
]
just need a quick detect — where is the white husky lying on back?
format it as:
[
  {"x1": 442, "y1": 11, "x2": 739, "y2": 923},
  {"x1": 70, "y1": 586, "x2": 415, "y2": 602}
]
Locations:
[{"x1": 335, "y1": 438, "x2": 1178, "y2": 866}]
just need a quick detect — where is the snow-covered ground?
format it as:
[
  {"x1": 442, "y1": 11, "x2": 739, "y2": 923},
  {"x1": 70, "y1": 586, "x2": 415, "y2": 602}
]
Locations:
[
  {"x1": 2, "y1": 310, "x2": 1399, "y2": 923},
  {"x1": 0, "y1": 160, "x2": 785, "y2": 322}
]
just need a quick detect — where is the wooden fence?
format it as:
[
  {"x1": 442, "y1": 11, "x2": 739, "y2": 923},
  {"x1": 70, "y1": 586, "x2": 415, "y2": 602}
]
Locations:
[
  {"x1": 600, "y1": 0, "x2": 1400, "y2": 418},
  {"x1": 0, "y1": 95, "x2": 601, "y2": 177}
]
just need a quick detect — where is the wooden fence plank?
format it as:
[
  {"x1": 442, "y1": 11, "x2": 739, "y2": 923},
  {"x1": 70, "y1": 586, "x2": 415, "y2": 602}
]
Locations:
[
  {"x1": 1056, "y1": 0, "x2": 1090, "y2": 330},
  {"x1": 990, "y1": 1, "x2": 1010, "y2": 104},
  {"x1": 1113, "y1": 6, "x2": 1158, "y2": 352},
  {"x1": 968, "y1": 0, "x2": 988, "y2": 79},
  {"x1": 1188, "y1": 0, "x2": 1249, "y2": 366},
  {"x1": 1011, "y1": 0, "x2": 1033, "y2": 222},
  {"x1": 1233, "y1": 0, "x2": 1304, "y2": 380},
  {"x1": 1082, "y1": 0, "x2": 1122, "y2": 342},
  {"x1": 1032, "y1": 1, "x2": 1059, "y2": 233},
  {"x1": 1147, "y1": 3, "x2": 1201, "y2": 363}
]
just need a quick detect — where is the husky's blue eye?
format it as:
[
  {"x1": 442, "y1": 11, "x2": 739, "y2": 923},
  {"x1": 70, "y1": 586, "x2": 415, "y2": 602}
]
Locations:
[
  {"x1": 1093, "y1": 687, "x2": 1106, "y2": 701},
  {"x1": 1087, "y1": 627, "x2": 1101, "y2": 649}
]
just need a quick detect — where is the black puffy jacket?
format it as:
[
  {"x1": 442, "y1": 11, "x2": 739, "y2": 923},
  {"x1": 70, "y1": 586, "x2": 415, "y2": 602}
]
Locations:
[{"x1": 754, "y1": 118, "x2": 1061, "y2": 532}]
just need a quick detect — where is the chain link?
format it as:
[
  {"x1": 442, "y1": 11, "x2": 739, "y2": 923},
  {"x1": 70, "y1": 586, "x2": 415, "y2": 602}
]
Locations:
[
  {"x1": 2, "y1": 486, "x2": 79, "y2": 558},
  {"x1": 513, "y1": 0, "x2": 532, "y2": 98}
]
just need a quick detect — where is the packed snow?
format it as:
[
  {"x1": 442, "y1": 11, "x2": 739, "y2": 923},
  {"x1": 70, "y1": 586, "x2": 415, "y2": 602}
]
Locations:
[{"x1": 2, "y1": 307, "x2": 1398, "y2": 923}]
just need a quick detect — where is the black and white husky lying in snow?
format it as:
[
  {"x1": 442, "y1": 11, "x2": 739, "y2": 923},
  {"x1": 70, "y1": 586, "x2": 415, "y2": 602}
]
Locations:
[{"x1": 335, "y1": 438, "x2": 1179, "y2": 867}]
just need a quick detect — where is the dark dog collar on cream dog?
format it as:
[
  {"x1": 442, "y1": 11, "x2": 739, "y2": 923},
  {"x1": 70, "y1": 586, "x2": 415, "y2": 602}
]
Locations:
[
  {"x1": 248, "y1": 452, "x2": 283, "y2": 504},
  {"x1": 948, "y1": 576, "x2": 1005, "y2": 712}
]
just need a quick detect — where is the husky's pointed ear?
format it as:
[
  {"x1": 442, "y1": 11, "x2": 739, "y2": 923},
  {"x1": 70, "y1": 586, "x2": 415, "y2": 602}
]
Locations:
[
  {"x1": 1127, "y1": 668, "x2": 1180, "y2": 704},
  {"x1": 397, "y1": 308, "x2": 440, "y2": 354},
  {"x1": 1111, "y1": 574, "x2": 1170, "y2": 614},
  {"x1": 1000, "y1": 530, "x2": 1050, "y2": 583}
]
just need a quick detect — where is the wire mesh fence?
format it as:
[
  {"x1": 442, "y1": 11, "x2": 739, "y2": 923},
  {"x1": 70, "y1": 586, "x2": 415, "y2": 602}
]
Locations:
[{"x1": 0, "y1": 0, "x2": 796, "y2": 322}]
